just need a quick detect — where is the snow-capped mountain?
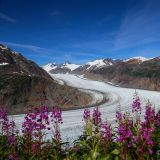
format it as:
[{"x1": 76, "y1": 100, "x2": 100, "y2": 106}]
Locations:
[
  {"x1": 86, "y1": 59, "x2": 110, "y2": 69},
  {"x1": 73, "y1": 58, "x2": 114, "y2": 73},
  {"x1": 43, "y1": 62, "x2": 80, "y2": 73},
  {"x1": 42, "y1": 63, "x2": 57, "y2": 72},
  {"x1": 43, "y1": 56, "x2": 160, "y2": 77},
  {"x1": 123, "y1": 56, "x2": 150, "y2": 63},
  {"x1": 61, "y1": 63, "x2": 80, "y2": 71},
  {"x1": 43, "y1": 58, "x2": 114, "y2": 73},
  {"x1": 85, "y1": 59, "x2": 113, "y2": 70}
]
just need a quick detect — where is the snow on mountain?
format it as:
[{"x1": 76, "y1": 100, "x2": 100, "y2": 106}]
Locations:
[
  {"x1": 0, "y1": 44, "x2": 7, "y2": 50},
  {"x1": 43, "y1": 57, "x2": 154, "y2": 74},
  {"x1": 42, "y1": 63, "x2": 57, "y2": 72},
  {"x1": 86, "y1": 59, "x2": 112, "y2": 70},
  {"x1": 61, "y1": 63, "x2": 80, "y2": 71},
  {"x1": 42, "y1": 59, "x2": 114, "y2": 73},
  {"x1": 123, "y1": 56, "x2": 150, "y2": 62},
  {"x1": 87, "y1": 59, "x2": 106, "y2": 66},
  {"x1": 42, "y1": 62, "x2": 80, "y2": 73}
]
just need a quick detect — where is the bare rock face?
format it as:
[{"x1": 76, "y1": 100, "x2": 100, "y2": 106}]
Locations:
[{"x1": 0, "y1": 44, "x2": 92, "y2": 114}]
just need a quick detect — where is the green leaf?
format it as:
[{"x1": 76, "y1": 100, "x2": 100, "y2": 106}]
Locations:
[
  {"x1": 112, "y1": 149, "x2": 120, "y2": 155},
  {"x1": 29, "y1": 155, "x2": 35, "y2": 160},
  {"x1": 100, "y1": 154, "x2": 112, "y2": 160},
  {"x1": 114, "y1": 156, "x2": 119, "y2": 160}
]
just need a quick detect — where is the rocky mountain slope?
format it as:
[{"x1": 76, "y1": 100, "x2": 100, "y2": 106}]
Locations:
[
  {"x1": 89, "y1": 57, "x2": 160, "y2": 91},
  {"x1": 0, "y1": 44, "x2": 92, "y2": 114},
  {"x1": 43, "y1": 56, "x2": 160, "y2": 91}
]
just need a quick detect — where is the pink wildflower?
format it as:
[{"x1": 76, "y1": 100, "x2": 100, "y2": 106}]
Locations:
[
  {"x1": 83, "y1": 108, "x2": 90, "y2": 122},
  {"x1": 92, "y1": 106, "x2": 101, "y2": 126}
]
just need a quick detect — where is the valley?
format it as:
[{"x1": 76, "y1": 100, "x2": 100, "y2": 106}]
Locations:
[
  {"x1": 11, "y1": 73, "x2": 160, "y2": 141},
  {"x1": 1, "y1": 44, "x2": 160, "y2": 141},
  {"x1": 44, "y1": 57, "x2": 160, "y2": 91}
]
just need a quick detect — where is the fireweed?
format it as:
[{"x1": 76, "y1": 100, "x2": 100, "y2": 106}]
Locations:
[
  {"x1": 76, "y1": 107, "x2": 113, "y2": 160},
  {"x1": 22, "y1": 105, "x2": 50, "y2": 156},
  {"x1": 115, "y1": 96, "x2": 158, "y2": 159},
  {"x1": 0, "y1": 94, "x2": 160, "y2": 160},
  {"x1": 92, "y1": 106, "x2": 102, "y2": 135},
  {"x1": 0, "y1": 108, "x2": 19, "y2": 160},
  {"x1": 0, "y1": 107, "x2": 9, "y2": 135},
  {"x1": 101, "y1": 122, "x2": 112, "y2": 141},
  {"x1": 135, "y1": 103, "x2": 156, "y2": 156},
  {"x1": 93, "y1": 106, "x2": 102, "y2": 126},
  {"x1": 116, "y1": 112, "x2": 133, "y2": 147},
  {"x1": 100, "y1": 121, "x2": 113, "y2": 155},
  {"x1": 83, "y1": 106, "x2": 102, "y2": 136},
  {"x1": 115, "y1": 111, "x2": 134, "y2": 160},
  {"x1": 50, "y1": 107, "x2": 63, "y2": 142},
  {"x1": 83, "y1": 108, "x2": 91, "y2": 122},
  {"x1": 132, "y1": 92, "x2": 141, "y2": 114},
  {"x1": 21, "y1": 106, "x2": 63, "y2": 157},
  {"x1": 158, "y1": 110, "x2": 160, "y2": 126},
  {"x1": 22, "y1": 106, "x2": 50, "y2": 138}
]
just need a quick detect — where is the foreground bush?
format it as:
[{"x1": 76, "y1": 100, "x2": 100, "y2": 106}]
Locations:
[{"x1": 0, "y1": 93, "x2": 160, "y2": 160}]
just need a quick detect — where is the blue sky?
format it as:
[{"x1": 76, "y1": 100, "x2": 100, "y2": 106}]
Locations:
[{"x1": 0, "y1": 0, "x2": 160, "y2": 65}]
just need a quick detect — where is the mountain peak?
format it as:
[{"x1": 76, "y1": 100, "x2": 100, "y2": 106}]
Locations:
[
  {"x1": 62, "y1": 63, "x2": 80, "y2": 71},
  {"x1": 42, "y1": 63, "x2": 57, "y2": 72},
  {"x1": 43, "y1": 56, "x2": 155, "y2": 74},
  {"x1": 43, "y1": 58, "x2": 114, "y2": 73},
  {"x1": 86, "y1": 59, "x2": 107, "y2": 69},
  {"x1": 0, "y1": 44, "x2": 8, "y2": 49},
  {"x1": 123, "y1": 56, "x2": 149, "y2": 62}
]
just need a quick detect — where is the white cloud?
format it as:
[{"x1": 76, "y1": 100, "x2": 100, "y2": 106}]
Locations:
[
  {"x1": 0, "y1": 12, "x2": 16, "y2": 23},
  {"x1": 114, "y1": 0, "x2": 160, "y2": 50},
  {"x1": 0, "y1": 41, "x2": 54, "y2": 54}
]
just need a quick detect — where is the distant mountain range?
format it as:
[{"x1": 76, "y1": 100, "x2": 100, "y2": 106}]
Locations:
[
  {"x1": 43, "y1": 56, "x2": 160, "y2": 91},
  {"x1": 0, "y1": 44, "x2": 92, "y2": 114},
  {"x1": 43, "y1": 56, "x2": 151, "y2": 74},
  {"x1": 43, "y1": 58, "x2": 115, "y2": 73},
  {"x1": 43, "y1": 62, "x2": 80, "y2": 73}
]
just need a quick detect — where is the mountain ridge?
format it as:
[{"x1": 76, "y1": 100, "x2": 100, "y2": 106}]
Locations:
[
  {"x1": 0, "y1": 44, "x2": 93, "y2": 114},
  {"x1": 43, "y1": 56, "x2": 151, "y2": 73},
  {"x1": 43, "y1": 56, "x2": 160, "y2": 91}
]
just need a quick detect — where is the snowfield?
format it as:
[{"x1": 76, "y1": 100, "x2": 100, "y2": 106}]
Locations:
[
  {"x1": 86, "y1": 59, "x2": 111, "y2": 69},
  {"x1": 123, "y1": 56, "x2": 150, "y2": 62},
  {"x1": 62, "y1": 63, "x2": 80, "y2": 71},
  {"x1": 11, "y1": 74, "x2": 160, "y2": 142}
]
